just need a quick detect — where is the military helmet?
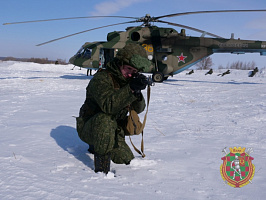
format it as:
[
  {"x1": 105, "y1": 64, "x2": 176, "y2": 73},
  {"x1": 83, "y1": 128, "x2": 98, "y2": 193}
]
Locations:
[{"x1": 116, "y1": 43, "x2": 152, "y2": 72}]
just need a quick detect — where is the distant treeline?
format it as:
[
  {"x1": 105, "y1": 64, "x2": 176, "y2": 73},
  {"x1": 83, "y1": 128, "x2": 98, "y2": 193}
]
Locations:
[
  {"x1": 219, "y1": 61, "x2": 257, "y2": 70},
  {"x1": 0, "y1": 57, "x2": 68, "y2": 65},
  {"x1": 196, "y1": 57, "x2": 260, "y2": 70}
]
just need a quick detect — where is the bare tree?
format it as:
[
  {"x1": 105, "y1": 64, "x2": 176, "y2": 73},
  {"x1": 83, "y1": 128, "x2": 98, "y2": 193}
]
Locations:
[
  {"x1": 196, "y1": 56, "x2": 213, "y2": 70},
  {"x1": 228, "y1": 61, "x2": 256, "y2": 70}
]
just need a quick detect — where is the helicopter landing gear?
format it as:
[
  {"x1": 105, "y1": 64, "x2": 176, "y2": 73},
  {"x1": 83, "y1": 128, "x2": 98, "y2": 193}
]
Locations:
[
  {"x1": 71, "y1": 65, "x2": 81, "y2": 70},
  {"x1": 152, "y1": 72, "x2": 164, "y2": 82},
  {"x1": 163, "y1": 76, "x2": 169, "y2": 81}
]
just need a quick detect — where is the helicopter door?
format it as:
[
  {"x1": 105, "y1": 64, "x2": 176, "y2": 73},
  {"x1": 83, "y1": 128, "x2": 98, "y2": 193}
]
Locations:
[{"x1": 99, "y1": 48, "x2": 115, "y2": 68}]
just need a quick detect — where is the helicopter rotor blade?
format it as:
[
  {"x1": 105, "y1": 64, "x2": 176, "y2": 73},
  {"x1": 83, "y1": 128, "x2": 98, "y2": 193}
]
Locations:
[
  {"x1": 36, "y1": 20, "x2": 137, "y2": 46},
  {"x1": 154, "y1": 9, "x2": 266, "y2": 20},
  {"x1": 157, "y1": 20, "x2": 224, "y2": 38},
  {"x1": 3, "y1": 16, "x2": 139, "y2": 25}
]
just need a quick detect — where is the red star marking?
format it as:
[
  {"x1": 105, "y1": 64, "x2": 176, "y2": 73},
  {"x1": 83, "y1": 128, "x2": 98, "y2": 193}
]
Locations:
[{"x1": 177, "y1": 53, "x2": 187, "y2": 63}]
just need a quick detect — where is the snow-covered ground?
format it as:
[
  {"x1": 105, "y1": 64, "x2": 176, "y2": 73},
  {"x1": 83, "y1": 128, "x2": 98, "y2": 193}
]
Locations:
[{"x1": 1, "y1": 61, "x2": 265, "y2": 200}]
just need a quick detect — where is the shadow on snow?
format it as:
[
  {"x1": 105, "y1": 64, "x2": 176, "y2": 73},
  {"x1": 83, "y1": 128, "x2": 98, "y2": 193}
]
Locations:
[
  {"x1": 163, "y1": 79, "x2": 263, "y2": 86},
  {"x1": 50, "y1": 125, "x2": 94, "y2": 170},
  {"x1": 60, "y1": 75, "x2": 93, "y2": 80},
  {"x1": 0, "y1": 74, "x2": 92, "y2": 80}
]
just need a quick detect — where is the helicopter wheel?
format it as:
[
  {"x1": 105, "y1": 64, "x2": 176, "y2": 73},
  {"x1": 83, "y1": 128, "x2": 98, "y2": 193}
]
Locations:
[{"x1": 152, "y1": 72, "x2": 164, "y2": 82}]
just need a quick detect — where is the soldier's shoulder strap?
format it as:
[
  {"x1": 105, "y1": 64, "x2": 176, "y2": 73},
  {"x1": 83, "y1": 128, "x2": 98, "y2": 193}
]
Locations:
[{"x1": 129, "y1": 85, "x2": 151, "y2": 158}]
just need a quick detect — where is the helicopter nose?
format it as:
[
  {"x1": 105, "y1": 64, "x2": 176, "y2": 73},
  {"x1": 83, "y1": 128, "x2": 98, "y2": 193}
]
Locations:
[{"x1": 69, "y1": 56, "x2": 75, "y2": 64}]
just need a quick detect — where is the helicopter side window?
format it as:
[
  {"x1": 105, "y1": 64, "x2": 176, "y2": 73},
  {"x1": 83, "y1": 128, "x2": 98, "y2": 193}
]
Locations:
[
  {"x1": 131, "y1": 32, "x2": 140, "y2": 41},
  {"x1": 162, "y1": 55, "x2": 168, "y2": 61}
]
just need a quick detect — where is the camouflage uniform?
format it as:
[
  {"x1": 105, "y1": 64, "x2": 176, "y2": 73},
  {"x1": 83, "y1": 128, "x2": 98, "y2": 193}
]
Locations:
[{"x1": 77, "y1": 43, "x2": 151, "y2": 165}]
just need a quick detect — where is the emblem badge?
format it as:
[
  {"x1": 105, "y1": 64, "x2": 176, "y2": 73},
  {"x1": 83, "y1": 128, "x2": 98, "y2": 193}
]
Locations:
[
  {"x1": 220, "y1": 147, "x2": 255, "y2": 188},
  {"x1": 177, "y1": 53, "x2": 187, "y2": 63}
]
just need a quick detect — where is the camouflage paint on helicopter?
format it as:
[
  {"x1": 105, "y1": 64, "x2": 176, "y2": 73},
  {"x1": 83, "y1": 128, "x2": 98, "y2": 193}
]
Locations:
[{"x1": 69, "y1": 26, "x2": 266, "y2": 82}]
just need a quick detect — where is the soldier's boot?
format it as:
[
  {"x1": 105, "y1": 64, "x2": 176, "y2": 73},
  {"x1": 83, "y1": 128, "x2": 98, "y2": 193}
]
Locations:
[
  {"x1": 94, "y1": 153, "x2": 111, "y2": 174},
  {"x1": 88, "y1": 145, "x2": 95, "y2": 154}
]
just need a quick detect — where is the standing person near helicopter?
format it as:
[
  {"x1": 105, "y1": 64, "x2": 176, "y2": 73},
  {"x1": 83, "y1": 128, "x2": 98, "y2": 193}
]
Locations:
[{"x1": 76, "y1": 43, "x2": 152, "y2": 174}]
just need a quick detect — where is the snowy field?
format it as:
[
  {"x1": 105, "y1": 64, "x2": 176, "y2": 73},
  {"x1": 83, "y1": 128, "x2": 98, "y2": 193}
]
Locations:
[{"x1": 0, "y1": 61, "x2": 265, "y2": 200}]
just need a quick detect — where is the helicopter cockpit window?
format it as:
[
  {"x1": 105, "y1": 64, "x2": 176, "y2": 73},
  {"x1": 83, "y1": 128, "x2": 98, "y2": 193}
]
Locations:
[
  {"x1": 83, "y1": 48, "x2": 92, "y2": 59},
  {"x1": 75, "y1": 47, "x2": 92, "y2": 59},
  {"x1": 75, "y1": 47, "x2": 84, "y2": 58}
]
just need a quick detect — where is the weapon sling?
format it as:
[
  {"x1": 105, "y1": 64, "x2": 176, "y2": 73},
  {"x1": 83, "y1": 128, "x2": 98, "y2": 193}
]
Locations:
[{"x1": 129, "y1": 85, "x2": 151, "y2": 158}]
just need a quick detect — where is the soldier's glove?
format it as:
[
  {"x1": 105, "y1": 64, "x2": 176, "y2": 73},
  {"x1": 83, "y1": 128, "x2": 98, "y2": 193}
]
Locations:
[{"x1": 129, "y1": 73, "x2": 148, "y2": 92}]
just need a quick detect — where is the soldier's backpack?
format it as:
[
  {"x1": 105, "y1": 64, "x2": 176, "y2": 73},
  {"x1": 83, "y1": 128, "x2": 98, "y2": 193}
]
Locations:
[{"x1": 125, "y1": 108, "x2": 143, "y2": 136}]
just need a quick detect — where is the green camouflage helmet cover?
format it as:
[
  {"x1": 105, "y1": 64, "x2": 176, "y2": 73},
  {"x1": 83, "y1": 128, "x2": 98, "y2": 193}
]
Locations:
[{"x1": 116, "y1": 43, "x2": 152, "y2": 72}]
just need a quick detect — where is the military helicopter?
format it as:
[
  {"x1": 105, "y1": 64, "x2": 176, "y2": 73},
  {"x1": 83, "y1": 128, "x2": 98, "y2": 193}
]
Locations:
[{"x1": 4, "y1": 9, "x2": 266, "y2": 82}]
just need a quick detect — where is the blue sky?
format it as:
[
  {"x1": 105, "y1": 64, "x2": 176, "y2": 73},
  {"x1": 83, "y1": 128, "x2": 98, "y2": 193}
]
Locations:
[{"x1": 1, "y1": 0, "x2": 266, "y2": 68}]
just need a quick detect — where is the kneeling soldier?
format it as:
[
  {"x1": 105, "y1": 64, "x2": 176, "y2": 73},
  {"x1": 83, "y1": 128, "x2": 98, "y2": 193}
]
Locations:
[{"x1": 76, "y1": 43, "x2": 152, "y2": 174}]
